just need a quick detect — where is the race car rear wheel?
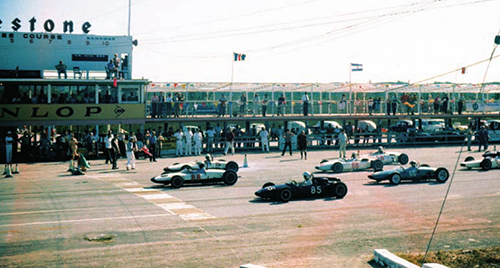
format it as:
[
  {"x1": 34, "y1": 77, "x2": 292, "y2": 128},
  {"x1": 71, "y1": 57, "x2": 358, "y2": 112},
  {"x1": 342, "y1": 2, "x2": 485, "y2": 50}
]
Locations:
[
  {"x1": 434, "y1": 168, "x2": 449, "y2": 183},
  {"x1": 332, "y1": 163, "x2": 343, "y2": 173},
  {"x1": 464, "y1": 156, "x2": 474, "y2": 162},
  {"x1": 171, "y1": 176, "x2": 184, "y2": 188},
  {"x1": 481, "y1": 159, "x2": 492, "y2": 171},
  {"x1": 280, "y1": 188, "x2": 292, "y2": 202},
  {"x1": 225, "y1": 161, "x2": 239, "y2": 172},
  {"x1": 222, "y1": 171, "x2": 238, "y2": 185},
  {"x1": 262, "y1": 182, "x2": 275, "y2": 188},
  {"x1": 389, "y1": 173, "x2": 401, "y2": 185},
  {"x1": 371, "y1": 160, "x2": 384, "y2": 171},
  {"x1": 398, "y1": 154, "x2": 409, "y2": 165},
  {"x1": 332, "y1": 182, "x2": 348, "y2": 199}
]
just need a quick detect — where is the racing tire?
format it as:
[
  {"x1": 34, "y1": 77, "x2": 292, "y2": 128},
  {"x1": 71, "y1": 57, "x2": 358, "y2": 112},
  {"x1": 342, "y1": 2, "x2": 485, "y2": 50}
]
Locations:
[
  {"x1": 222, "y1": 170, "x2": 238, "y2": 185},
  {"x1": 332, "y1": 182, "x2": 348, "y2": 199},
  {"x1": 225, "y1": 161, "x2": 239, "y2": 172},
  {"x1": 171, "y1": 176, "x2": 184, "y2": 188},
  {"x1": 320, "y1": 159, "x2": 329, "y2": 164},
  {"x1": 464, "y1": 156, "x2": 474, "y2": 162},
  {"x1": 262, "y1": 182, "x2": 275, "y2": 188},
  {"x1": 389, "y1": 173, "x2": 401, "y2": 185},
  {"x1": 332, "y1": 163, "x2": 343, "y2": 173},
  {"x1": 481, "y1": 159, "x2": 492, "y2": 171},
  {"x1": 398, "y1": 154, "x2": 409, "y2": 165},
  {"x1": 434, "y1": 167, "x2": 449, "y2": 183},
  {"x1": 279, "y1": 188, "x2": 292, "y2": 202},
  {"x1": 371, "y1": 160, "x2": 384, "y2": 171}
]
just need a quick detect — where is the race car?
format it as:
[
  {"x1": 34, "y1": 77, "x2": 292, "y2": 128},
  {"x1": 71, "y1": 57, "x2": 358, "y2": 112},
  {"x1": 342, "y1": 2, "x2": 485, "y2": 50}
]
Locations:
[
  {"x1": 367, "y1": 161, "x2": 449, "y2": 185},
  {"x1": 460, "y1": 151, "x2": 500, "y2": 171},
  {"x1": 254, "y1": 172, "x2": 348, "y2": 202},
  {"x1": 315, "y1": 153, "x2": 384, "y2": 173},
  {"x1": 151, "y1": 166, "x2": 238, "y2": 188},
  {"x1": 361, "y1": 146, "x2": 409, "y2": 165},
  {"x1": 163, "y1": 154, "x2": 239, "y2": 173}
]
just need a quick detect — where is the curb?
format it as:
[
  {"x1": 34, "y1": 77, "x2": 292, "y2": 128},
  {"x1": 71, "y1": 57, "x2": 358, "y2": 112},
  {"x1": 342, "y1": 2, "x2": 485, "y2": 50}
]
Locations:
[{"x1": 374, "y1": 249, "x2": 449, "y2": 268}]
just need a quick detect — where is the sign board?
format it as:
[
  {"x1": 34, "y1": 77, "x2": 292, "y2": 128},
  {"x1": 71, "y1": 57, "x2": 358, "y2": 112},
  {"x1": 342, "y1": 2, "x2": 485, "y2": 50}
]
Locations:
[
  {"x1": 0, "y1": 31, "x2": 132, "y2": 73},
  {"x1": 466, "y1": 101, "x2": 500, "y2": 112},
  {"x1": 0, "y1": 103, "x2": 145, "y2": 122}
]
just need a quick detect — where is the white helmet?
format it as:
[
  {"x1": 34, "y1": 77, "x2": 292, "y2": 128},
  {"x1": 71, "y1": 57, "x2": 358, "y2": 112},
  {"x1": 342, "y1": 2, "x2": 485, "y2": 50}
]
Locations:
[
  {"x1": 409, "y1": 160, "x2": 417, "y2": 168},
  {"x1": 303, "y1": 171, "x2": 311, "y2": 180},
  {"x1": 378, "y1": 146, "x2": 384, "y2": 153},
  {"x1": 205, "y1": 154, "x2": 213, "y2": 161}
]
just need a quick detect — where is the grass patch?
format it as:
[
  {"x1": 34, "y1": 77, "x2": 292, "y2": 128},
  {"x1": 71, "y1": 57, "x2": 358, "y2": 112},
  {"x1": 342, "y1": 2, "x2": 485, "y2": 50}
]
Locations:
[
  {"x1": 396, "y1": 246, "x2": 500, "y2": 268},
  {"x1": 84, "y1": 234, "x2": 115, "y2": 243}
]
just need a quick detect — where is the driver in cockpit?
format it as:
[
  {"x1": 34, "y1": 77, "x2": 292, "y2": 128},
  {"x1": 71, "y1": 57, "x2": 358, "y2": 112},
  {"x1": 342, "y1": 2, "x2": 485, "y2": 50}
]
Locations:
[
  {"x1": 377, "y1": 146, "x2": 385, "y2": 154},
  {"x1": 204, "y1": 154, "x2": 213, "y2": 168},
  {"x1": 302, "y1": 171, "x2": 313, "y2": 186},
  {"x1": 351, "y1": 152, "x2": 358, "y2": 160},
  {"x1": 194, "y1": 162, "x2": 206, "y2": 175}
]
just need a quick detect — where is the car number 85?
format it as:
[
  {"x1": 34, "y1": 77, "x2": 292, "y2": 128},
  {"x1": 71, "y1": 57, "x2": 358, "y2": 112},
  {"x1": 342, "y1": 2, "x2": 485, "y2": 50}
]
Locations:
[{"x1": 311, "y1": 186, "x2": 322, "y2": 194}]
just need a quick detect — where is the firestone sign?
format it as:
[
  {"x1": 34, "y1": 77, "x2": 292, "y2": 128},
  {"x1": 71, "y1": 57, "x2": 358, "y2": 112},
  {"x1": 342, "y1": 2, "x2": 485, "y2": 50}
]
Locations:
[{"x1": 0, "y1": 17, "x2": 92, "y2": 34}]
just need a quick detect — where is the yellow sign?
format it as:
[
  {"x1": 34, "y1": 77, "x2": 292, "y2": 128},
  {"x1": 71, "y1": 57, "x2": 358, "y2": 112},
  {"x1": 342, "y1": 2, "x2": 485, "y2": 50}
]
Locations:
[{"x1": 0, "y1": 104, "x2": 145, "y2": 121}]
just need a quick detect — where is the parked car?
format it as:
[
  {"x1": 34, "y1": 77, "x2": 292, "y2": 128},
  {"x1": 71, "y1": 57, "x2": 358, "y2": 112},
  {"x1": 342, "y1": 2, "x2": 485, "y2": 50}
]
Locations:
[{"x1": 358, "y1": 120, "x2": 377, "y2": 132}]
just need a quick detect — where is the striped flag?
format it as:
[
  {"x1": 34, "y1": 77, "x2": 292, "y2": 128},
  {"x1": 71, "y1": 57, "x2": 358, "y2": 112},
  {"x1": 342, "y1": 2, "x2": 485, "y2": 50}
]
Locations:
[
  {"x1": 351, "y1": 63, "x2": 363, "y2": 72},
  {"x1": 234, "y1": 52, "x2": 246, "y2": 61}
]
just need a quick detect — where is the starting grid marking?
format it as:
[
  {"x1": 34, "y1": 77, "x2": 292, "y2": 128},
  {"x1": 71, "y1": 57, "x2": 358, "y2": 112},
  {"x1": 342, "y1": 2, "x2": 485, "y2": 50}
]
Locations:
[{"x1": 87, "y1": 174, "x2": 216, "y2": 221}]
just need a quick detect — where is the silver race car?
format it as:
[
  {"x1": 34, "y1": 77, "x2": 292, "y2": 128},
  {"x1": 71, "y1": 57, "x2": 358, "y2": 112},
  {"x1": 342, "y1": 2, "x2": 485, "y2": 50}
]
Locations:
[
  {"x1": 163, "y1": 154, "x2": 239, "y2": 173},
  {"x1": 460, "y1": 151, "x2": 500, "y2": 171},
  {"x1": 315, "y1": 152, "x2": 384, "y2": 173},
  {"x1": 152, "y1": 163, "x2": 238, "y2": 188},
  {"x1": 361, "y1": 146, "x2": 409, "y2": 165}
]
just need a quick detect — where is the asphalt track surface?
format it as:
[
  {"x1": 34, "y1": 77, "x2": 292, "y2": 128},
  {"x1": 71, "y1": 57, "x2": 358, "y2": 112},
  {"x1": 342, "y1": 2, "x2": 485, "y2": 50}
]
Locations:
[{"x1": 0, "y1": 146, "x2": 499, "y2": 268}]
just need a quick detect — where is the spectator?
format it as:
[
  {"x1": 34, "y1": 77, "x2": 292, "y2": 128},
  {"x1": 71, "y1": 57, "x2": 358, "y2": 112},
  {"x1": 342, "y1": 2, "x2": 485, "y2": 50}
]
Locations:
[
  {"x1": 148, "y1": 131, "x2": 157, "y2": 161},
  {"x1": 218, "y1": 94, "x2": 227, "y2": 117},
  {"x1": 281, "y1": 129, "x2": 295, "y2": 156},
  {"x1": 126, "y1": 137, "x2": 137, "y2": 170},
  {"x1": 38, "y1": 90, "x2": 48, "y2": 104},
  {"x1": 183, "y1": 128, "x2": 193, "y2": 156},
  {"x1": 458, "y1": 95, "x2": 465, "y2": 115},
  {"x1": 19, "y1": 131, "x2": 33, "y2": 162},
  {"x1": 55, "y1": 61, "x2": 67, "y2": 79},
  {"x1": 253, "y1": 94, "x2": 260, "y2": 117},
  {"x1": 302, "y1": 92, "x2": 310, "y2": 116},
  {"x1": 57, "y1": 93, "x2": 67, "y2": 104},
  {"x1": 106, "y1": 60, "x2": 116, "y2": 79},
  {"x1": 223, "y1": 128, "x2": 235, "y2": 155},
  {"x1": 113, "y1": 53, "x2": 121, "y2": 71},
  {"x1": 297, "y1": 130, "x2": 308, "y2": 160},
  {"x1": 193, "y1": 129, "x2": 203, "y2": 155},
  {"x1": 433, "y1": 94, "x2": 440, "y2": 114},
  {"x1": 121, "y1": 55, "x2": 128, "y2": 79},
  {"x1": 368, "y1": 97, "x2": 374, "y2": 115},
  {"x1": 39, "y1": 133, "x2": 52, "y2": 158},
  {"x1": 339, "y1": 94, "x2": 347, "y2": 114},
  {"x1": 165, "y1": 93, "x2": 173, "y2": 118},
  {"x1": 68, "y1": 132, "x2": 78, "y2": 171},
  {"x1": 205, "y1": 127, "x2": 215, "y2": 153},
  {"x1": 261, "y1": 94, "x2": 268, "y2": 117},
  {"x1": 466, "y1": 129, "x2": 474, "y2": 151},
  {"x1": 259, "y1": 127, "x2": 270, "y2": 153},
  {"x1": 442, "y1": 94, "x2": 449, "y2": 114},
  {"x1": 174, "y1": 129, "x2": 183, "y2": 157},
  {"x1": 151, "y1": 93, "x2": 159, "y2": 118},
  {"x1": 104, "y1": 130, "x2": 113, "y2": 165},
  {"x1": 386, "y1": 97, "x2": 392, "y2": 115},
  {"x1": 103, "y1": 90, "x2": 113, "y2": 103},
  {"x1": 156, "y1": 129, "x2": 164, "y2": 158},
  {"x1": 239, "y1": 93, "x2": 247, "y2": 117},
  {"x1": 277, "y1": 94, "x2": 286, "y2": 116},
  {"x1": 354, "y1": 98, "x2": 362, "y2": 114},
  {"x1": 5, "y1": 131, "x2": 14, "y2": 170},
  {"x1": 400, "y1": 92, "x2": 409, "y2": 115},
  {"x1": 477, "y1": 126, "x2": 489, "y2": 152},
  {"x1": 68, "y1": 94, "x2": 77, "y2": 104},
  {"x1": 338, "y1": 129, "x2": 348, "y2": 158},
  {"x1": 111, "y1": 135, "x2": 120, "y2": 169},
  {"x1": 391, "y1": 94, "x2": 398, "y2": 115}
]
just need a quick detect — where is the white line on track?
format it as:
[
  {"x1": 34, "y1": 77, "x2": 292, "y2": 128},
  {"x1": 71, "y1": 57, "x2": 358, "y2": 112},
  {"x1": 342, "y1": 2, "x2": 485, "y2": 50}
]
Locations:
[{"x1": 0, "y1": 214, "x2": 175, "y2": 227}]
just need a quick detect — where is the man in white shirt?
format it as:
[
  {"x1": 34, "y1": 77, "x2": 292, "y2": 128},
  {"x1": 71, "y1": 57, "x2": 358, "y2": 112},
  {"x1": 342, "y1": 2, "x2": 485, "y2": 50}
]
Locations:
[
  {"x1": 104, "y1": 130, "x2": 114, "y2": 165},
  {"x1": 205, "y1": 127, "x2": 215, "y2": 153},
  {"x1": 253, "y1": 94, "x2": 260, "y2": 117},
  {"x1": 173, "y1": 129, "x2": 183, "y2": 157},
  {"x1": 302, "y1": 92, "x2": 310, "y2": 116},
  {"x1": 193, "y1": 129, "x2": 203, "y2": 155},
  {"x1": 183, "y1": 128, "x2": 193, "y2": 155},
  {"x1": 259, "y1": 127, "x2": 270, "y2": 152},
  {"x1": 338, "y1": 129, "x2": 348, "y2": 158}
]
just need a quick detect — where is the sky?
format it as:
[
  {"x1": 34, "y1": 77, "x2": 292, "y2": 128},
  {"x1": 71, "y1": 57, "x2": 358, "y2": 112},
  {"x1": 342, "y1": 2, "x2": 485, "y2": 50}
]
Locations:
[{"x1": 1, "y1": 0, "x2": 500, "y2": 84}]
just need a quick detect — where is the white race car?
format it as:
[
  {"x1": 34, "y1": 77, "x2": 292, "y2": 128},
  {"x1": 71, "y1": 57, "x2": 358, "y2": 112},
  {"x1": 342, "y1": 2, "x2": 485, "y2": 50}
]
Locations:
[
  {"x1": 361, "y1": 147, "x2": 409, "y2": 165},
  {"x1": 315, "y1": 153, "x2": 384, "y2": 173},
  {"x1": 151, "y1": 168, "x2": 238, "y2": 188},
  {"x1": 460, "y1": 151, "x2": 500, "y2": 171},
  {"x1": 164, "y1": 154, "x2": 239, "y2": 173}
]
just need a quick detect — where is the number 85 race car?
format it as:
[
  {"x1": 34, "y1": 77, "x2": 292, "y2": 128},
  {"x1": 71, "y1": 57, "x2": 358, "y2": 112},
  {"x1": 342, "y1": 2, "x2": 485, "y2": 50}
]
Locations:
[{"x1": 254, "y1": 172, "x2": 348, "y2": 202}]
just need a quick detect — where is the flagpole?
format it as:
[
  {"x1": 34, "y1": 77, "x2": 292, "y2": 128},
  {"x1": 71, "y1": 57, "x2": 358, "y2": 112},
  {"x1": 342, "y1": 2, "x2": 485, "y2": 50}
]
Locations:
[
  {"x1": 230, "y1": 53, "x2": 235, "y2": 117},
  {"x1": 349, "y1": 63, "x2": 352, "y2": 115}
]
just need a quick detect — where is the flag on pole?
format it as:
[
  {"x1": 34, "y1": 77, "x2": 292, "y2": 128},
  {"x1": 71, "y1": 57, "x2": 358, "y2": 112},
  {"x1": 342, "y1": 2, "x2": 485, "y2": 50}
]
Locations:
[
  {"x1": 351, "y1": 63, "x2": 363, "y2": 71},
  {"x1": 234, "y1": 52, "x2": 246, "y2": 61}
]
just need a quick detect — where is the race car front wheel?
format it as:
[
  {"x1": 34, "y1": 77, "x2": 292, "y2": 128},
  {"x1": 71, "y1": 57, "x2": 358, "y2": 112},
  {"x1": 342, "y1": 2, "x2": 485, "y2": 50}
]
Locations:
[
  {"x1": 481, "y1": 159, "x2": 492, "y2": 171},
  {"x1": 223, "y1": 171, "x2": 238, "y2": 185},
  {"x1": 389, "y1": 173, "x2": 401, "y2": 185},
  {"x1": 225, "y1": 161, "x2": 239, "y2": 172},
  {"x1": 371, "y1": 160, "x2": 384, "y2": 171},
  {"x1": 332, "y1": 163, "x2": 343, "y2": 173},
  {"x1": 332, "y1": 182, "x2": 348, "y2": 199},
  {"x1": 434, "y1": 168, "x2": 449, "y2": 183},
  {"x1": 398, "y1": 154, "x2": 409, "y2": 165},
  {"x1": 280, "y1": 189, "x2": 292, "y2": 202},
  {"x1": 171, "y1": 176, "x2": 184, "y2": 188}
]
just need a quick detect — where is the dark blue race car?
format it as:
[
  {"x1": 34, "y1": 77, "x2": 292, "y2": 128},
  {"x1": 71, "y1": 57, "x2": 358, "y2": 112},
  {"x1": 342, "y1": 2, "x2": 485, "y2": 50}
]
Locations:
[
  {"x1": 255, "y1": 173, "x2": 348, "y2": 202},
  {"x1": 367, "y1": 162, "x2": 449, "y2": 185}
]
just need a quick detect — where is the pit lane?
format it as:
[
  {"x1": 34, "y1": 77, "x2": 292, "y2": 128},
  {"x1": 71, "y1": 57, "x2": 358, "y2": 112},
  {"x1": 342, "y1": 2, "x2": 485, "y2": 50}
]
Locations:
[{"x1": 0, "y1": 145, "x2": 498, "y2": 268}]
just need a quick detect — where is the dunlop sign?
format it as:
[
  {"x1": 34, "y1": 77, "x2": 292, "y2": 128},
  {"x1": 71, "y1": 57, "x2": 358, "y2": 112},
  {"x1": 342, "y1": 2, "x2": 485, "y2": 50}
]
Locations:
[{"x1": 0, "y1": 104, "x2": 145, "y2": 121}]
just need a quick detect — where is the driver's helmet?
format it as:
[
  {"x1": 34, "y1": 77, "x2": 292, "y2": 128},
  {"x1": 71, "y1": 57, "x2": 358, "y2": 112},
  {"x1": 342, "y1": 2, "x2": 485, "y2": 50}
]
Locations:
[
  {"x1": 351, "y1": 152, "x2": 358, "y2": 159},
  {"x1": 303, "y1": 171, "x2": 312, "y2": 180},
  {"x1": 198, "y1": 163, "x2": 205, "y2": 169},
  {"x1": 205, "y1": 154, "x2": 213, "y2": 161},
  {"x1": 378, "y1": 146, "x2": 384, "y2": 153},
  {"x1": 409, "y1": 160, "x2": 417, "y2": 168}
]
